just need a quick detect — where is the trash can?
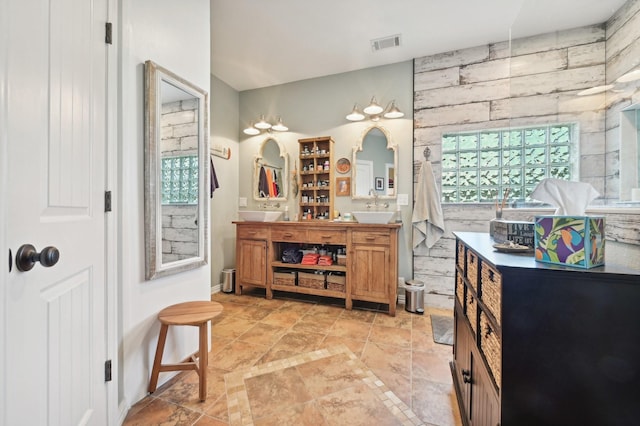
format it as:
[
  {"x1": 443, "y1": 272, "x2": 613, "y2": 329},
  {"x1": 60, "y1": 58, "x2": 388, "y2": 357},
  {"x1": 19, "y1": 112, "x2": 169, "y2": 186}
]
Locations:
[
  {"x1": 221, "y1": 268, "x2": 235, "y2": 293},
  {"x1": 405, "y1": 279, "x2": 424, "y2": 314}
]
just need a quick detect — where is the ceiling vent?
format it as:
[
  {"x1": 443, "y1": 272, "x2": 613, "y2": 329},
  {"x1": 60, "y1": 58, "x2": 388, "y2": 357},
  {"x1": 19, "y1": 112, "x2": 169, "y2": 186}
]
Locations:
[{"x1": 371, "y1": 34, "x2": 401, "y2": 52}]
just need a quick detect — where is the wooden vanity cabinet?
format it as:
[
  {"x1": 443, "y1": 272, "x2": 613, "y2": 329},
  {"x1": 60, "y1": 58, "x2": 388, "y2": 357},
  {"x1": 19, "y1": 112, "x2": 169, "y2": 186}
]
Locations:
[
  {"x1": 235, "y1": 226, "x2": 268, "y2": 296},
  {"x1": 233, "y1": 222, "x2": 400, "y2": 315},
  {"x1": 350, "y1": 230, "x2": 398, "y2": 316},
  {"x1": 452, "y1": 232, "x2": 640, "y2": 426}
]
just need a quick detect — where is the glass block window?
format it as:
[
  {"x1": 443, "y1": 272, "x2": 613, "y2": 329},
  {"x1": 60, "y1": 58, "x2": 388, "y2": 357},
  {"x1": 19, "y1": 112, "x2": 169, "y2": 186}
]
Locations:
[
  {"x1": 441, "y1": 124, "x2": 575, "y2": 203},
  {"x1": 161, "y1": 155, "x2": 199, "y2": 205}
]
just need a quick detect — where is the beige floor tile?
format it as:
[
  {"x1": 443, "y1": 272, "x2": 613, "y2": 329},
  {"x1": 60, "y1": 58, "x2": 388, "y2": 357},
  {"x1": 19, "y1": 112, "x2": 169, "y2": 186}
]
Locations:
[
  {"x1": 125, "y1": 293, "x2": 459, "y2": 426},
  {"x1": 368, "y1": 324, "x2": 413, "y2": 349}
]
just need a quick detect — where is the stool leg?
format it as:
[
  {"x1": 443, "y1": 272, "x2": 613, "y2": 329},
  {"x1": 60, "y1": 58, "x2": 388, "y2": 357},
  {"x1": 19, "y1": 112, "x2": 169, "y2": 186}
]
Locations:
[
  {"x1": 148, "y1": 324, "x2": 169, "y2": 393},
  {"x1": 198, "y1": 322, "x2": 208, "y2": 401}
]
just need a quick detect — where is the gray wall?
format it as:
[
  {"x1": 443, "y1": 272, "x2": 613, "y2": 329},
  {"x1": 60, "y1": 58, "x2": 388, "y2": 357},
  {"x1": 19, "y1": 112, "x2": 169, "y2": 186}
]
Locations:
[
  {"x1": 236, "y1": 61, "x2": 415, "y2": 281},
  {"x1": 210, "y1": 75, "x2": 241, "y2": 289}
]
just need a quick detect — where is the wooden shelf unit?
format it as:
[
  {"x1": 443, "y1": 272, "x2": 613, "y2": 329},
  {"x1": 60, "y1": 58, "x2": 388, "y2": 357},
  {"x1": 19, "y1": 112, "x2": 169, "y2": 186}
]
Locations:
[
  {"x1": 298, "y1": 136, "x2": 334, "y2": 221},
  {"x1": 234, "y1": 222, "x2": 400, "y2": 315}
]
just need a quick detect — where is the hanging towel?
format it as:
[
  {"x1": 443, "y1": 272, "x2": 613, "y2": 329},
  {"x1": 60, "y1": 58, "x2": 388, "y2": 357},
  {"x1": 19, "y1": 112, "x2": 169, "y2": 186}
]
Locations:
[
  {"x1": 210, "y1": 156, "x2": 220, "y2": 198},
  {"x1": 412, "y1": 160, "x2": 445, "y2": 249},
  {"x1": 258, "y1": 166, "x2": 269, "y2": 197}
]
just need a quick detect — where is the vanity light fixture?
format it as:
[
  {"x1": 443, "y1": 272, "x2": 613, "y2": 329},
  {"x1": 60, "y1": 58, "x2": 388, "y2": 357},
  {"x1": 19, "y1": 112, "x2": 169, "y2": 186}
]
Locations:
[
  {"x1": 345, "y1": 97, "x2": 404, "y2": 122},
  {"x1": 243, "y1": 114, "x2": 289, "y2": 135}
]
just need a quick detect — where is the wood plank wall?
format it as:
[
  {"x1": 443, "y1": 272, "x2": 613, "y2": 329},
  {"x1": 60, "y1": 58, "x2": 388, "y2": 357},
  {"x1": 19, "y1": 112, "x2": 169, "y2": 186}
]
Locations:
[{"x1": 413, "y1": 1, "x2": 640, "y2": 308}]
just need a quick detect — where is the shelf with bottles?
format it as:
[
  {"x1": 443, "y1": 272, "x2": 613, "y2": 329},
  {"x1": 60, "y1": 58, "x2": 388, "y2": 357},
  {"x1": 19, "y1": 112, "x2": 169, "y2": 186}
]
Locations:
[{"x1": 298, "y1": 136, "x2": 334, "y2": 221}]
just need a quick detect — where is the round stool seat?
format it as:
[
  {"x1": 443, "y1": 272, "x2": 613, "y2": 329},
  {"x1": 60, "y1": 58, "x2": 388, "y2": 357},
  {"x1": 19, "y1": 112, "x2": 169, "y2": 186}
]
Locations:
[
  {"x1": 159, "y1": 301, "x2": 223, "y2": 326},
  {"x1": 148, "y1": 300, "x2": 223, "y2": 401}
]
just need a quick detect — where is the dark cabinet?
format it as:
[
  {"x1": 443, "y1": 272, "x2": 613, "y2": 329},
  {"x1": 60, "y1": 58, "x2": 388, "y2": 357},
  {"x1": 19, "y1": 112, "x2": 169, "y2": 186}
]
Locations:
[{"x1": 452, "y1": 232, "x2": 640, "y2": 426}]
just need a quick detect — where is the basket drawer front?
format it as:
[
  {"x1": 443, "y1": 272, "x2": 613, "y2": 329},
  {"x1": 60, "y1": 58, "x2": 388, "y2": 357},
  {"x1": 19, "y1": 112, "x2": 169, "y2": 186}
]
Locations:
[
  {"x1": 465, "y1": 292, "x2": 477, "y2": 335},
  {"x1": 456, "y1": 240, "x2": 465, "y2": 271},
  {"x1": 298, "y1": 272, "x2": 325, "y2": 289},
  {"x1": 352, "y1": 231, "x2": 390, "y2": 245},
  {"x1": 308, "y1": 229, "x2": 347, "y2": 244},
  {"x1": 271, "y1": 227, "x2": 308, "y2": 242},
  {"x1": 456, "y1": 273, "x2": 465, "y2": 308},
  {"x1": 480, "y1": 262, "x2": 502, "y2": 324},
  {"x1": 466, "y1": 250, "x2": 479, "y2": 292},
  {"x1": 237, "y1": 226, "x2": 268, "y2": 240},
  {"x1": 326, "y1": 273, "x2": 346, "y2": 292},
  {"x1": 480, "y1": 311, "x2": 502, "y2": 390},
  {"x1": 273, "y1": 271, "x2": 297, "y2": 286}
]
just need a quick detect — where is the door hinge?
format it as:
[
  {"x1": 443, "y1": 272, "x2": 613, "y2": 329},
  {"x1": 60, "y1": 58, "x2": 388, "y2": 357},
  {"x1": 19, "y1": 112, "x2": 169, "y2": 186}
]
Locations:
[
  {"x1": 105, "y1": 191, "x2": 112, "y2": 212},
  {"x1": 104, "y1": 360, "x2": 112, "y2": 382},
  {"x1": 105, "y1": 22, "x2": 112, "y2": 45}
]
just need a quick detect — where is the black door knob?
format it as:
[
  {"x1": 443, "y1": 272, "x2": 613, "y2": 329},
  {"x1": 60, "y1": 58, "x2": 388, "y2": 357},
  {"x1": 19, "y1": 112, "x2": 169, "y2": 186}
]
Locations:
[{"x1": 15, "y1": 244, "x2": 60, "y2": 272}]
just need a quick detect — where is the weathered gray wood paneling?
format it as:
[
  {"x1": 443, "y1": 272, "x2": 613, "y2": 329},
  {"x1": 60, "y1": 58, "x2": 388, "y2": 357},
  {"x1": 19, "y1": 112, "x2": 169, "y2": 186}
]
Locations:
[{"x1": 413, "y1": 15, "x2": 640, "y2": 308}]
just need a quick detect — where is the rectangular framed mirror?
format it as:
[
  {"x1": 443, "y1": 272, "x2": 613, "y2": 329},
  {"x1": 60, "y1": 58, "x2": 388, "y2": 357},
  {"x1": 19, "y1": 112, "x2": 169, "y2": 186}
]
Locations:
[{"x1": 144, "y1": 60, "x2": 209, "y2": 280}]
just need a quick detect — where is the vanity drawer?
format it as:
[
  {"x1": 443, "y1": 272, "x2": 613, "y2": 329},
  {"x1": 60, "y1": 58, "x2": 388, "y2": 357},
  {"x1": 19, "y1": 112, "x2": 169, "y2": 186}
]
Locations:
[
  {"x1": 308, "y1": 229, "x2": 346, "y2": 244},
  {"x1": 351, "y1": 231, "x2": 390, "y2": 245},
  {"x1": 237, "y1": 226, "x2": 268, "y2": 240},
  {"x1": 271, "y1": 227, "x2": 308, "y2": 242}
]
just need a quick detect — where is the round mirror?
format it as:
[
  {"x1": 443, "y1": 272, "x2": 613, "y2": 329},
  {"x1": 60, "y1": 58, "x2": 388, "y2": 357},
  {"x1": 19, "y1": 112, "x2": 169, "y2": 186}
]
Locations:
[
  {"x1": 352, "y1": 126, "x2": 397, "y2": 199},
  {"x1": 253, "y1": 137, "x2": 288, "y2": 201}
]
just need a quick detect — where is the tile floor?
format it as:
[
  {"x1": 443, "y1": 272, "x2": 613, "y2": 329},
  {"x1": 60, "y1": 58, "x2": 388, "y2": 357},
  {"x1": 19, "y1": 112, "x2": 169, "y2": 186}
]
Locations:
[{"x1": 123, "y1": 290, "x2": 462, "y2": 426}]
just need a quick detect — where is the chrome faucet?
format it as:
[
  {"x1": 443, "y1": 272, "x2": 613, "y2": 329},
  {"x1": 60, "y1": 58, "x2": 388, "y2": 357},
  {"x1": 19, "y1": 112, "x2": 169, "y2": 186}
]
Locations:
[
  {"x1": 369, "y1": 189, "x2": 378, "y2": 207},
  {"x1": 366, "y1": 189, "x2": 389, "y2": 209}
]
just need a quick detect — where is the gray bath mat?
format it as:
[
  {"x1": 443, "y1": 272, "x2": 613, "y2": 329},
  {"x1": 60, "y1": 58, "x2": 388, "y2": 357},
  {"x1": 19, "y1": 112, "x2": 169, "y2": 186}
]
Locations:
[{"x1": 431, "y1": 315, "x2": 454, "y2": 346}]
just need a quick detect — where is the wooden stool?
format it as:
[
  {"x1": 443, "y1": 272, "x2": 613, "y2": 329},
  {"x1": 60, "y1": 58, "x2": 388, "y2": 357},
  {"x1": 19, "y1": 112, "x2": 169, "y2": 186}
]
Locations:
[{"x1": 148, "y1": 301, "x2": 223, "y2": 401}]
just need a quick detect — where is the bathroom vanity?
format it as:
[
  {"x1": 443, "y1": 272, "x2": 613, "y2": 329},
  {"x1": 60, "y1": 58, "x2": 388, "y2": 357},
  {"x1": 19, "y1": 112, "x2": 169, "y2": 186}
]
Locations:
[
  {"x1": 234, "y1": 221, "x2": 401, "y2": 315},
  {"x1": 452, "y1": 231, "x2": 640, "y2": 426}
]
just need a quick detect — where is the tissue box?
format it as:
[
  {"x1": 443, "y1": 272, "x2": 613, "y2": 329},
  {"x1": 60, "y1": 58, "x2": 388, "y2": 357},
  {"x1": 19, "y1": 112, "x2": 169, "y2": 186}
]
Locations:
[
  {"x1": 491, "y1": 219, "x2": 535, "y2": 247},
  {"x1": 534, "y1": 216, "x2": 605, "y2": 269}
]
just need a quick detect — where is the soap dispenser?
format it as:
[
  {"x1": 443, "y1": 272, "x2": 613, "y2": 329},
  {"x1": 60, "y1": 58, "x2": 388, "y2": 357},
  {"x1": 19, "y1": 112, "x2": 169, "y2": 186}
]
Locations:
[{"x1": 283, "y1": 206, "x2": 290, "y2": 221}]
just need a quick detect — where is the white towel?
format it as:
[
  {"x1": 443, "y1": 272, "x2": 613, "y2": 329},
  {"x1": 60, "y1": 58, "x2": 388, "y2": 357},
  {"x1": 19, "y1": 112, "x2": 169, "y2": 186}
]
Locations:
[{"x1": 412, "y1": 160, "x2": 445, "y2": 249}]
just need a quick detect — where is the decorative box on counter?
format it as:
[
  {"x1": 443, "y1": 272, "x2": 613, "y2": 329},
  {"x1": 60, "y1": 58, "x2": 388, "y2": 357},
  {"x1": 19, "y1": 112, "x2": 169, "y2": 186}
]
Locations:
[
  {"x1": 490, "y1": 219, "x2": 535, "y2": 247},
  {"x1": 534, "y1": 216, "x2": 605, "y2": 269}
]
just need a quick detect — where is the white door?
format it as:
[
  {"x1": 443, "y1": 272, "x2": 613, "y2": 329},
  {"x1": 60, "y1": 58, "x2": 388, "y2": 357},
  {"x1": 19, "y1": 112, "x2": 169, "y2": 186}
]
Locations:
[
  {"x1": 356, "y1": 159, "x2": 374, "y2": 197},
  {"x1": 2, "y1": 0, "x2": 109, "y2": 424}
]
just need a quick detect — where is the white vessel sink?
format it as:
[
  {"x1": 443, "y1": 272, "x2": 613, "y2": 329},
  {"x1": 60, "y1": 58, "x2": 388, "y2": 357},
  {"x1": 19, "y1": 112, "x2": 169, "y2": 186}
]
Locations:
[
  {"x1": 352, "y1": 211, "x2": 394, "y2": 224},
  {"x1": 238, "y1": 210, "x2": 283, "y2": 222}
]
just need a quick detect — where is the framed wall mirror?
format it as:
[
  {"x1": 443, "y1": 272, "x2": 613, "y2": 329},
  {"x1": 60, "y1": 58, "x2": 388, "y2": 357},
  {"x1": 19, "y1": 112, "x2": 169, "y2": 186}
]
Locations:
[
  {"x1": 253, "y1": 137, "x2": 289, "y2": 201},
  {"x1": 352, "y1": 126, "x2": 398, "y2": 199},
  {"x1": 144, "y1": 60, "x2": 209, "y2": 280}
]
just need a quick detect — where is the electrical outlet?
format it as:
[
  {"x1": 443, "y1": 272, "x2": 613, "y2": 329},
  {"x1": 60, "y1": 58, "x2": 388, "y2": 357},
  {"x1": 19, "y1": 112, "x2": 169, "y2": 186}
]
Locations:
[
  {"x1": 238, "y1": 197, "x2": 247, "y2": 207},
  {"x1": 397, "y1": 193, "x2": 409, "y2": 205}
]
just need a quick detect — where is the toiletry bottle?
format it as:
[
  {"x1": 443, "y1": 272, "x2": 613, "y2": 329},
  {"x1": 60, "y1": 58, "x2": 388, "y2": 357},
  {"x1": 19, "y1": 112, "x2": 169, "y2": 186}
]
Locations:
[{"x1": 283, "y1": 206, "x2": 289, "y2": 221}]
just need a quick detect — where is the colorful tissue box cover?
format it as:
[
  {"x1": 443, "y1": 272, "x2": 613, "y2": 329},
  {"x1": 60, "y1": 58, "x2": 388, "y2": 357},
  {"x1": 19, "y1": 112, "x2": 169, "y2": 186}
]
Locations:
[{"x1": 534, "y1": 216, "x2": 605, "y2": 269}]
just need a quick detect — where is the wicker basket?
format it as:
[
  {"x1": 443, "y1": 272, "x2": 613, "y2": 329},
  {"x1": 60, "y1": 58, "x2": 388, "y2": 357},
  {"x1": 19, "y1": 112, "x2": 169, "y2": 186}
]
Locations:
[
  {"x1": 298, "y1": 272, "x2": 325, "y2": 289},
  {"x1": 326, "y1": 273, "x2": 345, "y2": 292},
  {"x1": 336, "y1": 254, "x2": 347, "y2": 266},
  {"x1": 466, "y1": 250, "x2": 478, "y2": 292},
  {"x1": 480, "y1": 311, "x2": 502, "y2": 389},
  {"x1": 465, "y1": 292, "x2": 477, "y2": 335},
  {"x1": 480, "y1": 263, "x2": 502, "y2": 324},
  {"x1": 456, "y1": 241, "x2": 465, "y2": 271},
  {"x1": 274, "y1": 271, "x2": 297, "y2": 286},
  {"x1": 456, "y1": 274, "x2": 465, "y2": 308}
]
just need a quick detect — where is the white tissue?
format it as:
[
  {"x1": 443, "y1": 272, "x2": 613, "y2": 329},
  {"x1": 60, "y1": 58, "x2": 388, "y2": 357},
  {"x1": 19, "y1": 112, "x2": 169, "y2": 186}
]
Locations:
[{"x1": 530, "y1": 178, "x2": 599, "y2": 215}]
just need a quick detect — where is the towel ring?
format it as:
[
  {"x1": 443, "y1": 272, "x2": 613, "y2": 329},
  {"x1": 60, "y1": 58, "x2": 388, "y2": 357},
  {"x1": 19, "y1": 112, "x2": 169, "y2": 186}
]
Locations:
[{"x1": 423, "y1": 147, "x2": 431, "y2": 160}]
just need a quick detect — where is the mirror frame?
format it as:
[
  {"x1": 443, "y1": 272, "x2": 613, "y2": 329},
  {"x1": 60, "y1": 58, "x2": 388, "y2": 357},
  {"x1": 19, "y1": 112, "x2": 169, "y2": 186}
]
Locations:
[
  {"x1": 253, "y1": 137, "x2": 289, "y2": 201},
  {"x1": 352, "y1": 125, "x2": 398, "y2": 200},
  {"x1": 144, "y1": 60, "x2": 209, "y2": 280}
]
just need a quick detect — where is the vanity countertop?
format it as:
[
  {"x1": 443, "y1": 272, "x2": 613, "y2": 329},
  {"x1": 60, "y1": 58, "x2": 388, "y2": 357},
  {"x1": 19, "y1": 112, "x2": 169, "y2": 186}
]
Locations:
[{"x1": 233, "y1": 220, "x2": 402, "y2": 228}]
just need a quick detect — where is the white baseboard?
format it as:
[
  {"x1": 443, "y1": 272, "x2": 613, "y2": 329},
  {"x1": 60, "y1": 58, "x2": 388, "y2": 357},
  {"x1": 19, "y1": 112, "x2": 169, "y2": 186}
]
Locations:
[{"x1": 211, "y1": 283, "x2": 221, "y2": 294}]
